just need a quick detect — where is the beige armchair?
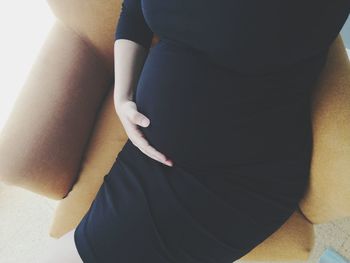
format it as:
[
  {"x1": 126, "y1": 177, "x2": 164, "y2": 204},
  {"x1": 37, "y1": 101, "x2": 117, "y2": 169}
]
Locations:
[{"x1": 0, "y1": 0, "x2": 349, "y2": 261}]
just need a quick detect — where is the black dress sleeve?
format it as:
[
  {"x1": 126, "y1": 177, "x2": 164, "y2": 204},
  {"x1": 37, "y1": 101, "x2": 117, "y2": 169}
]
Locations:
[{"x1": 114, "y1": 0, "x2": 154, "y2": 50}]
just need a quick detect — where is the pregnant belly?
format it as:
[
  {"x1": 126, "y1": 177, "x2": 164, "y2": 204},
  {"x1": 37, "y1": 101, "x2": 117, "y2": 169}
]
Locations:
[{"x1": 135, "y1": 38, "x2": 312, "y2": 174}]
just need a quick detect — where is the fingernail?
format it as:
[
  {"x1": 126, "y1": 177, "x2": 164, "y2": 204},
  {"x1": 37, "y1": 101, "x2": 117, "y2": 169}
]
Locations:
[{"x1": 142, "y1": 118, "x2": 149, "y2": 126}]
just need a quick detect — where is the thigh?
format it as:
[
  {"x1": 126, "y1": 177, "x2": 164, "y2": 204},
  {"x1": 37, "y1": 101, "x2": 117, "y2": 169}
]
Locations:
[{"x1": 39, "y1": 229, "x2": 82, "y2": 263}]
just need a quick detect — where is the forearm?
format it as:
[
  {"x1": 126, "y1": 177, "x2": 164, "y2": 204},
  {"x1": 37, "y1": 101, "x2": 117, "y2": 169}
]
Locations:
[
  {"x1": 113, "y1": 39, "x2": 149, "y2": 102},
  {"x1": 113, "y1": 0, "x2": 154, "y2": 103}
]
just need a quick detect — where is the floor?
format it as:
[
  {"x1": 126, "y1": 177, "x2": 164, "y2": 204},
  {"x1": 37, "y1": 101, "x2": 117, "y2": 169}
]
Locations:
[{"x1": 0, "y1": 181, "x2": 349, "y2": 263}]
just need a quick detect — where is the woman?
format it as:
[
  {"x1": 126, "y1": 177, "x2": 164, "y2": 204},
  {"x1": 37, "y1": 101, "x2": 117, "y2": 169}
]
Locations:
[{"x1": 41, "y1": 0, "x2": 350, "y2": 262}]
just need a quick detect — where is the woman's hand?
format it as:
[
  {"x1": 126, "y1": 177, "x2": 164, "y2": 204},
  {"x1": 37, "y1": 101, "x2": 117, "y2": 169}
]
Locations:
[{"x1": 115, "y1": 98, "x2": 173, "y2": 167}]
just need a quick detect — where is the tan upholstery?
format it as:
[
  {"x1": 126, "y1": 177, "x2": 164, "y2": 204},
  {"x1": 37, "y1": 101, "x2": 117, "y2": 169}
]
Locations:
[
  {"x1": 0, "y1": 0, "x2": 349, "y2": 261},
  {"x1": 299, "y1": 35, "x2": 350, "y2": 223}
]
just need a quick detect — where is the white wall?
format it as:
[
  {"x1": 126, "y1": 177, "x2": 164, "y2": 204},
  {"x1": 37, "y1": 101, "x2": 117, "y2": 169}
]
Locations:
[{"x1": 0, "y1": 1, "x2": 55, "y2": 131}]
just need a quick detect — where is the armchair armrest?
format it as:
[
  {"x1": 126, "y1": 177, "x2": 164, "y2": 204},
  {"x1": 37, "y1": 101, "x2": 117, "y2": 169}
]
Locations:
[{"x1": 0, "y1": 21, "x2": 111, "y2": 199}]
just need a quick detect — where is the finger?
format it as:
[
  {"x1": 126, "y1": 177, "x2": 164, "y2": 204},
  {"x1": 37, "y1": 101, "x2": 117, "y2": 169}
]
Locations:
[
  {"x1": 131, "y1": 129, "x2": 172, "y2": 166},
  {"x1": 127, "y1": 126, "x2": 161, "y2": 161},
  {"x1": 138, "y1": 146, "x2": 161, "y2": 162},
  {"x1": 144, "y1": 144, "x2": 173, "y2": 166},
  {"x1": 135, "y1": 132, "x2": 166, "y2": 162},
  {"x1": 131, "y1": 137, "x2": 162, "y2": 163},
  {"x1": 126, "y1": 117, "x2": 173, "y2": 166},
  {"x1": 127, "y1": 107, "x2": 150, "y2": 127}
]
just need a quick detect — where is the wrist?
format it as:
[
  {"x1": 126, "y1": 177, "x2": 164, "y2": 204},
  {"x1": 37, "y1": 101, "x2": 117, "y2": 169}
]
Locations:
[{"x1": 114, "y1": 93, "x2": 133, "y2": 103}]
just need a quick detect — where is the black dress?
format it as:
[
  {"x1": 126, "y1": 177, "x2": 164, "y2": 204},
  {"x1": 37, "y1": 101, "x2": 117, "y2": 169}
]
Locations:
[{"x1": 74, "y1": 1, "x2": 350, "y2": 262}]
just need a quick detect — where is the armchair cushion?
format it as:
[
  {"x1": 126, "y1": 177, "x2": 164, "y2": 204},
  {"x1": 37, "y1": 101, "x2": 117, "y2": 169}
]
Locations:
[
  {"x1": 299, "y1": 34, "x2": 350, "y2": 224},
  {"x1": 0, "y1": 21, "x2": 111, "y2": 199}
]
